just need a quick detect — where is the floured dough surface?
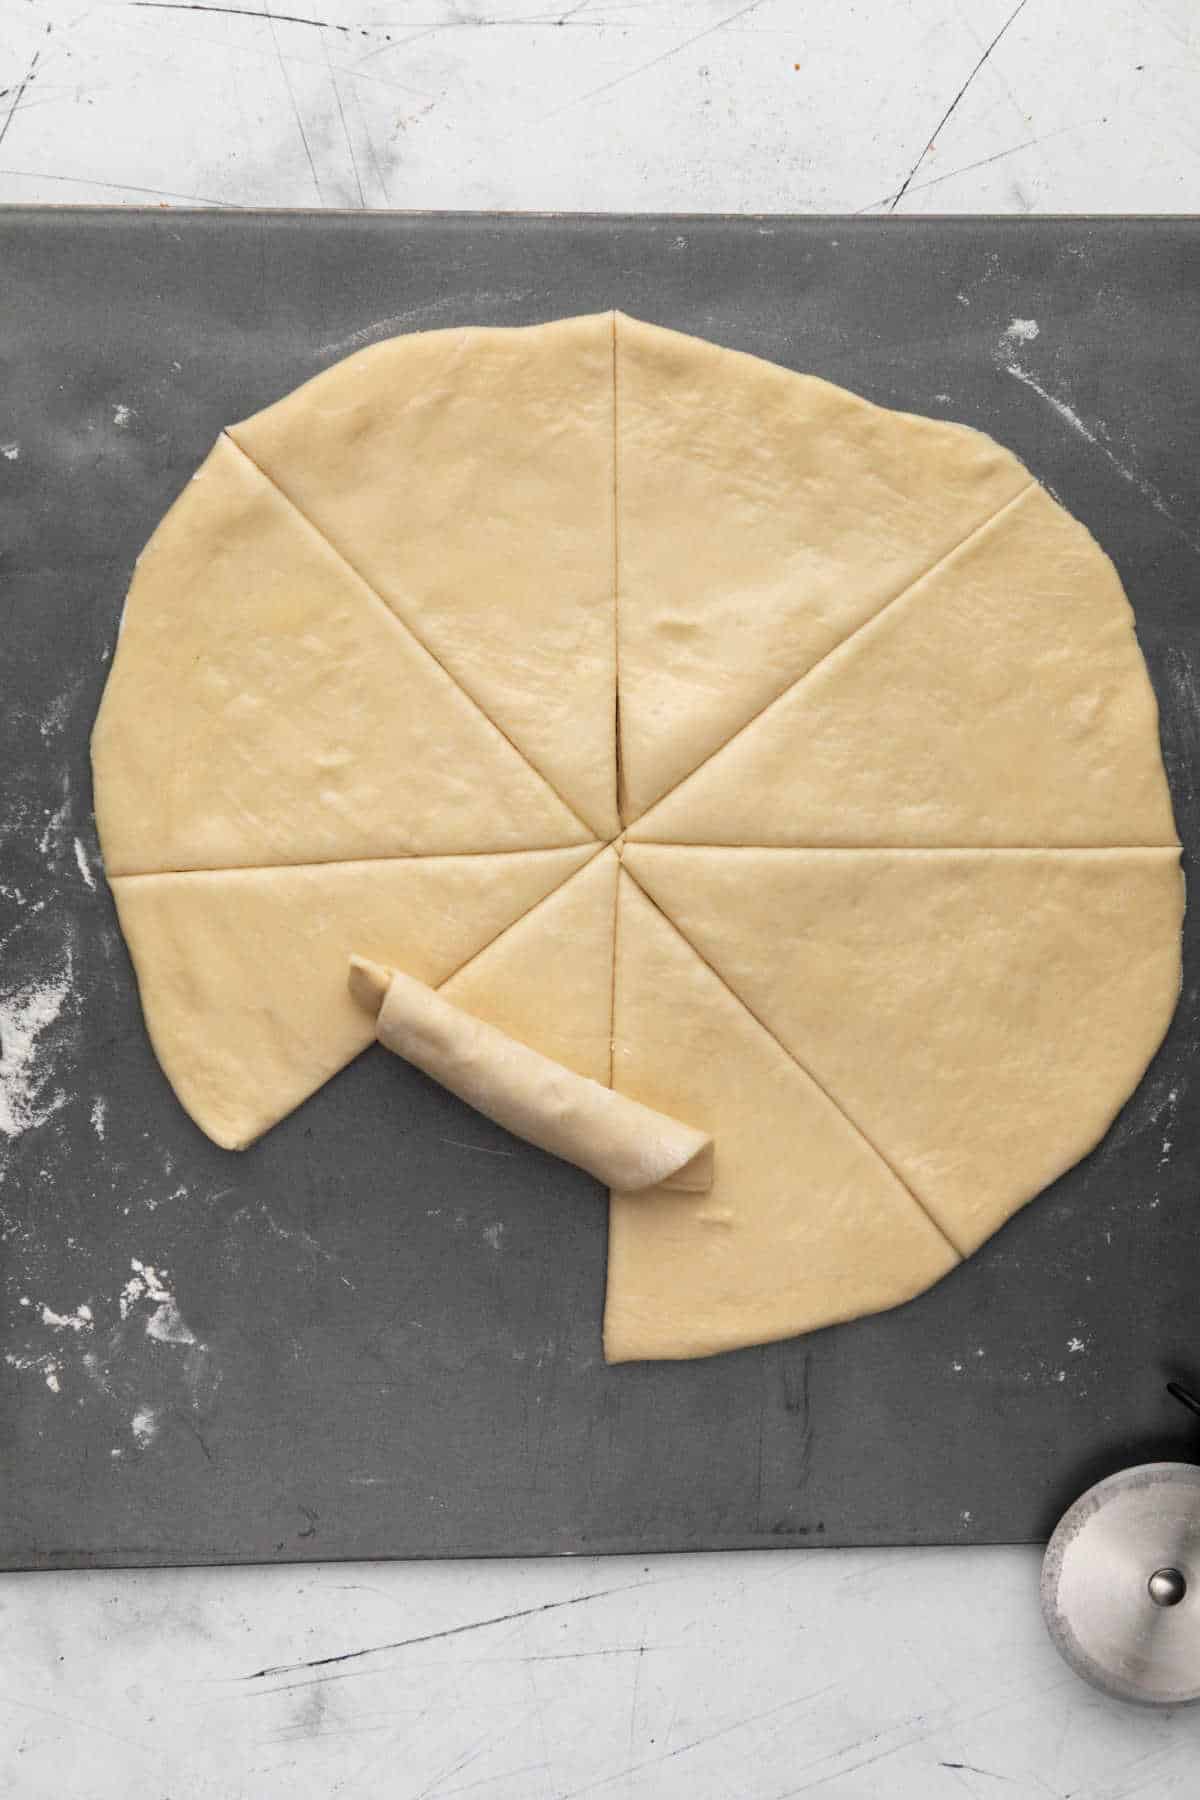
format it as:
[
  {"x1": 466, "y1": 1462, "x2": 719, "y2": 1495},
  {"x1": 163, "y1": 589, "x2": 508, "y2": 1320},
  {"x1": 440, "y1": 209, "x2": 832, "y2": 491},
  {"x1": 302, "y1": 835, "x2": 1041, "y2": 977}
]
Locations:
[{"x1": 92, "y1": 312, "x2": 1182, "y2": 1361}]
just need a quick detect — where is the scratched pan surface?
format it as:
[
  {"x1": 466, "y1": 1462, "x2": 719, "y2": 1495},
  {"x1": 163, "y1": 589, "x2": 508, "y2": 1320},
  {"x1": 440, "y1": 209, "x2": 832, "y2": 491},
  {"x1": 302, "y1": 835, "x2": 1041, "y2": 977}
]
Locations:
[{"x1": 1, "y1": 211, "x2": 1199, "y2": 1570}]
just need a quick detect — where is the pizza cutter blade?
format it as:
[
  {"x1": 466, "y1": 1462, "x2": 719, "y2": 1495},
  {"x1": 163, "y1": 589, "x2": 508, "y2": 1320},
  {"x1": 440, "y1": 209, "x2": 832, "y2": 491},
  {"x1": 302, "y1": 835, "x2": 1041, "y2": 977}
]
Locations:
[{"x1": 1041, "y1": 1459, "x2": 1200, "y2": 1705}]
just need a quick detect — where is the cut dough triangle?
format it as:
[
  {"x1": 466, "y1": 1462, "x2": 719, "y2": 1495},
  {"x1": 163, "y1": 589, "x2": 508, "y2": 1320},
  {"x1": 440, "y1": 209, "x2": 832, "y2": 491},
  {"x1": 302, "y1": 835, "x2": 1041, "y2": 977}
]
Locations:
[
  {"x1": 230, "y1": 315, "x2": 619, "y2": 839},
  {"x1": 604, "y1": 870, "x2": 960, "y2": 1362},
  {"x1": 630, "y1": 484, "x2": 1179, "y2": 848},
  {"x1": 111, "y1": 847, "x2": 597, "y2": 1150},
  {"x1": 621, "y1": 845, "x2": 1184, "y2": 1256},
  {"x1": 614, "y1": 315, "x2": 1032, "y2": 823},
  {"x1": 92, "y1": 436, "x2": 589, "y2": 876},
  {"x1": 443, "y1": 846, "x2": 618, "y2": 1085}
]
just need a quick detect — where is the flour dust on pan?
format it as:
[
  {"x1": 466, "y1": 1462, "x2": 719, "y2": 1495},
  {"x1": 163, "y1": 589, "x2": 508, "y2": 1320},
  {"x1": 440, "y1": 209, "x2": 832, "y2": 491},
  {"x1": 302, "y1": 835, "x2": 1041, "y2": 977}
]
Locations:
[{"x1": 0, "y1": 958, "x2": 75, "y2": 1142}]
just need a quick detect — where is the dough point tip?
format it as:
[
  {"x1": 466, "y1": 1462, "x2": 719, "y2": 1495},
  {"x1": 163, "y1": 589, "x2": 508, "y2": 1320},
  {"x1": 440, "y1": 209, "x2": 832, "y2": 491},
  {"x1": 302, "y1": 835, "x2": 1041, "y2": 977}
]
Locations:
[{"x1": 348, "y1": 954, "x2": 393, "y2": 1017}]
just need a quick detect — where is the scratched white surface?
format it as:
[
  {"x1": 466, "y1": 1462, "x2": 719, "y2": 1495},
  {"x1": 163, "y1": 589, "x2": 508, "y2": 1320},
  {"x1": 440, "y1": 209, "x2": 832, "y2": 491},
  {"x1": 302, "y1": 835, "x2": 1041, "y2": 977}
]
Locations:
[
  {"x1": 0, "y1": 0, "x2": 1198, "y2": 212},
  {"x1": 4, "y1": 1, "x2": 1200, "y2": 1794}
]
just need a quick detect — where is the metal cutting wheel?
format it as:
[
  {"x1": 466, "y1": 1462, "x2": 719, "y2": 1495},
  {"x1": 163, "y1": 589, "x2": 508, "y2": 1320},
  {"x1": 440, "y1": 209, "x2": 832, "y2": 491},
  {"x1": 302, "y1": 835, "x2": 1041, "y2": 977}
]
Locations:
[{"x1": 1042, "y1": 1459, "x2": 1200, "y2": 1705}]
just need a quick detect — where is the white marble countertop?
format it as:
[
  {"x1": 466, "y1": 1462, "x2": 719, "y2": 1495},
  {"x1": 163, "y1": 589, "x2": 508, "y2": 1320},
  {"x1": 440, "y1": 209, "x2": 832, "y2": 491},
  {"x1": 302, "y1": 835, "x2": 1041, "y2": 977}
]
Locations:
[
  {"x1": 2, "y1": 2, "x2": 1199, "y2": 1793},
  {"x1": 1, "y1": 0, "x2": 1197, "y2": 214}
]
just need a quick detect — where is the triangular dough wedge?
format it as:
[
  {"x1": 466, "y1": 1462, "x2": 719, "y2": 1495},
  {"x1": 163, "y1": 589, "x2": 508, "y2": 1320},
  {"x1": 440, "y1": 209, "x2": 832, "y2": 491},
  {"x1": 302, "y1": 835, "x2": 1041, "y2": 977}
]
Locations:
[
  {"x1": 631, "y1": 485, "x2": 1178, "y2": 848},
  {"x1": 604, "y1": 871, "x2": 959, "y2": 1362},
  {"x1": 444, "y1": 846, "x2": 618, "y2": 1084},
  {"x1": 615, "y1": 315, "x2": 1032, "y2": 822},
  {"x1": 92, "y1": 436, "x2": 589, "y2": 876},
  {"x1": 230, "y1": 315, "x2": 619, "y2": 839},
  {"x1": 622, "y1": 846, "x2": 1183, "y2": 1257},
  {"x1": 112, "y1": 847, "x2": 596, "y2": 1149}
]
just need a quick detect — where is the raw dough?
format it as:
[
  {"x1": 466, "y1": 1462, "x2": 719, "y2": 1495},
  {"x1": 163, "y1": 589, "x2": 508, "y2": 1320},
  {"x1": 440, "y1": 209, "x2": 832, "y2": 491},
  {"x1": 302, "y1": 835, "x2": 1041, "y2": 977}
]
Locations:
[
  {"x1": 92, "y1": 434, "x2": 590, "y2": 873},
  {"x1": 605, "y1": 872, "x2": 959, "y2": 1362},
  {"x1": 350, "y1": 955, "x2": 713, "y2": 1193},
  {"x1": 228, "y1": 313, "x2": 618, "y2": 840},
  {"x1": 112, "y1": 847, "x2": 596, "y2": 1149},
  {"x1": 620, "y1": 845, "x2": 1183, "y2": 1257},
  {"x1": 615, "y1": 317, "x2": 1031, "y2": 820},
  {"x1": 91, "y1": 312, "x2": 1183, "y2": 1361}
]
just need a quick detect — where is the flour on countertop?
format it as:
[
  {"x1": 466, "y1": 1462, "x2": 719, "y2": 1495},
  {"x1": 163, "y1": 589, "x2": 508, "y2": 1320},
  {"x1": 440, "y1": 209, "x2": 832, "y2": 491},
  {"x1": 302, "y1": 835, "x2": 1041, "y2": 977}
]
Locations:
[
  {"x1": 1004, "y1": 360, "x2": 1099, "y2": 447},
  {"x1": 119, "y1": 1258, "x2": 166, "y2": 1320},
  {"x1": 316, "y1": 313, "x2": 427, "y2": 359},
  {"x1": 6, "y1": 1351, "x2": 62, "y2": 1393},
  {"x1": 1000, "y1": 346, "x2": 1200, "y2": 554},
  {"x1": 257, "y1": 1205, "x2": 356, "y2": 1289},
  {"x1": 1108, "y1": 1069, "x2": 1183, "y2": 1158},
  {"x1": 0, "y1": 962, "x2": 73, "y2": 1140},
  {"x1": 120, "y1": 1257, "x2": 198, "y2": 1345},
  {"x1": 145, "y1": 1292, "x2": 197, "y2": 1345},
  {"x1": 142, "y1": 1181, "x2": 190, "y2": 1213},
  {"x1": 37, "y1": 790, "x2": 72, "y2": 861},
  {"x1": 38, "y1": 690, "x2": 75, "y2": 741},
  {"x1": 315, "y1": 293, "x2": 531, "y2": 362},
  {"x1": 131, "y1": 1405, "x2": 158, "y2": 1445},
  {"x1": 73, "y1": 838, "x2": 97, "y2": 891},
  {"x1": 39, "y1": 1301, "x2": 94, "y2": 1333}
]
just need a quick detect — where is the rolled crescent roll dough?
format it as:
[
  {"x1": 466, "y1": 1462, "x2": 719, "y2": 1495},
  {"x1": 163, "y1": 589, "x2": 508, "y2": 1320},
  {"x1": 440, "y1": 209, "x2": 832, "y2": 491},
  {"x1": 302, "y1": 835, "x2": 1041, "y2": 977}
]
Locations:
[{"x1": 349, "y1": 956, "x2": 714, "y2": 1194}]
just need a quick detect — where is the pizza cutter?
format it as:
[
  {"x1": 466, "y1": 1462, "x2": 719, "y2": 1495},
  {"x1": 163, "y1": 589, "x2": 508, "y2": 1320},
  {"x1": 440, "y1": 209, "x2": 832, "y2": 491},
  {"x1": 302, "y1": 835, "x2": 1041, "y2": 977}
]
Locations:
[{"x1": 1040, "y1": 1383, "x2": 1200, "y2": 1705}]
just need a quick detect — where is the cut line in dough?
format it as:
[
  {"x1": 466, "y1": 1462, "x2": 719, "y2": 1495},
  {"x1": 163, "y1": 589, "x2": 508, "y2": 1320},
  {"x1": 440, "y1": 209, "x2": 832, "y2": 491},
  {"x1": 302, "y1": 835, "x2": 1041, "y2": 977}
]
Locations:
[
  {"x1": 226, "y1": 433, "x2": 601, "y2": 843},
  {"x1": 606, "y1": 869, "x2": 961, "y2": 1362},
  {"x1": 111, "y1": 846, "x2": 600, "y2": 1149},
  {"x1": 613, "y1": 314, "x2": 1036, "y2": 820},
  {"x1": 625, "y1": 480, "x2": 1036, "y2": 832},
  {"x1": 621, "y1": 843, "x2": 1184, "y2": 1257},
  {"x1": 351, "y1": 955, "x2": 714, "y2": 1194},
  {"x1": 92, "y1": 311, "x2": 1183, "y2": 1360},
  {"x1": 92, "y1": 434, "x2": 592, "y2": 875},
  {"x1": 229, "y1": 314, "x2": 620, "y2": 840},
  {"x1": 629, "y1": 481, "x2": 1179, "y2": 850},
  {"x1": 616, "y1": 854, "x2": 959, "y2": 1259}
]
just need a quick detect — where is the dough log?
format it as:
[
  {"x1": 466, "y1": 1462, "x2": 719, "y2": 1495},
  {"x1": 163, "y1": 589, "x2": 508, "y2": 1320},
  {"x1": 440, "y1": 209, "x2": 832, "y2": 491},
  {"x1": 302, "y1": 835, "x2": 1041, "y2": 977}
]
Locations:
[{"x1": 349, "y1": 956, "x2": 714, "y2": 1194}]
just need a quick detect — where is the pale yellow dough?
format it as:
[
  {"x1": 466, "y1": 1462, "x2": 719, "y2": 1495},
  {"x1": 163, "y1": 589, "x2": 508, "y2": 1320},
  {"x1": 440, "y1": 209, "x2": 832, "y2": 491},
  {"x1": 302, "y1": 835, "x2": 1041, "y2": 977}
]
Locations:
[
  {"x1": 351, "y1": 955, "x2": 714, "y2": 1194},
  {"x1": 111, "y1": 847, "x2": 596, "y2": 1149},
  {"x1": 91, "y1": 312, "x2": 1183, "y2": 1362},
  {"x1": 92, "y1": 435, "x2": 591, "y2": 874},
  {"x1": 229, "y1": 313, "x2": 619, "y2": 840},
  {"x1": 621, "y1": 845, "x2": 1184, "y2": 1257}
]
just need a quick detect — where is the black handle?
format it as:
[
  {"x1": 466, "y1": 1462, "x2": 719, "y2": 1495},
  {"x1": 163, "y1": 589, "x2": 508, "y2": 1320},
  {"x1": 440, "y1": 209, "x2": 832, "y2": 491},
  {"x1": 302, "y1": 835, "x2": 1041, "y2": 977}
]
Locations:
[{"x1": 1167, "y1": 1380, "x2": 1200, "y2": 1422}]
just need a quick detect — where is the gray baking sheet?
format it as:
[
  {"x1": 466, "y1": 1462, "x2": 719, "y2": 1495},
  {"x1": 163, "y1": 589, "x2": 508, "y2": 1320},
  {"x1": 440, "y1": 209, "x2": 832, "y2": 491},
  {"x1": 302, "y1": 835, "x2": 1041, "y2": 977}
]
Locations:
[{"x1": 2, "y1": 210, "x2": 1199, "y2": 1569}]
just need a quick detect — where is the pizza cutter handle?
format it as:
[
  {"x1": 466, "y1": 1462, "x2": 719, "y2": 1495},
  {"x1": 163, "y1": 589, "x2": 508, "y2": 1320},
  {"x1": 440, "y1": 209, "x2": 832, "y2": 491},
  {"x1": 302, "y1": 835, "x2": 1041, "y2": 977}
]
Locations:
[{"x1": 1166, "y1": 1380, "x2": 1200, "y2": 1423}]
